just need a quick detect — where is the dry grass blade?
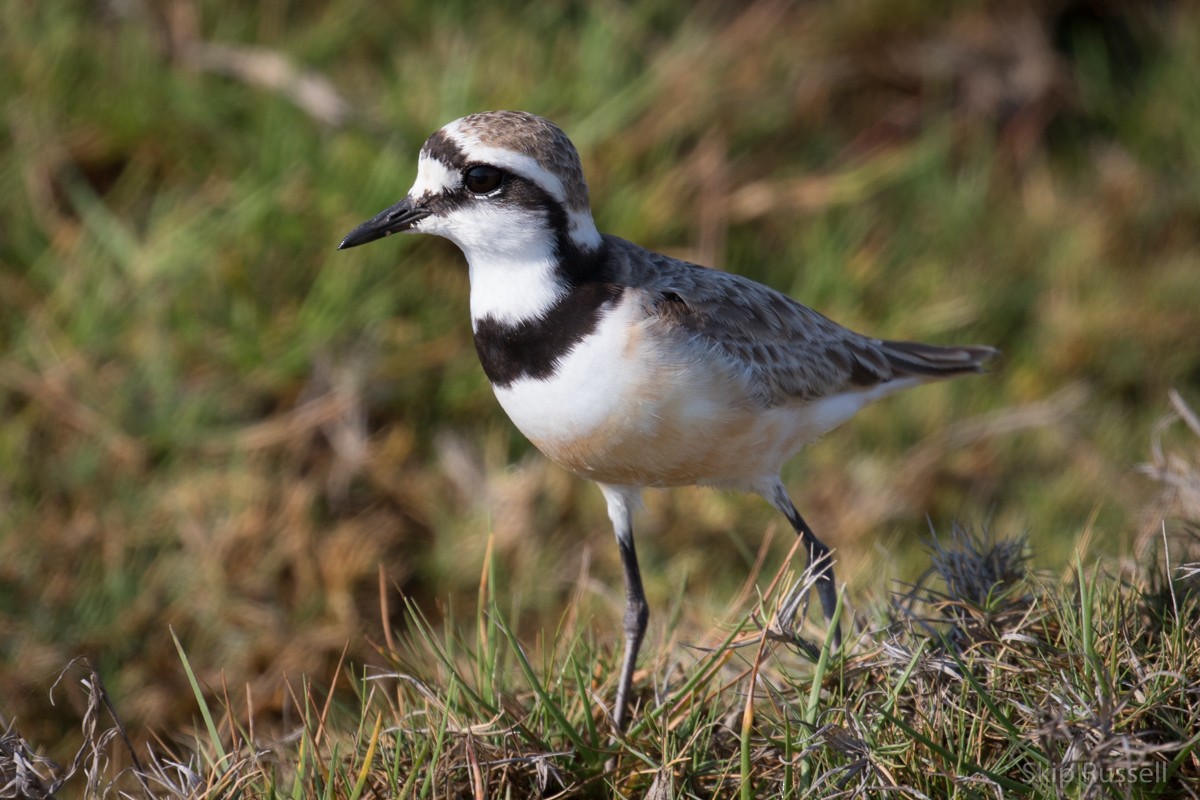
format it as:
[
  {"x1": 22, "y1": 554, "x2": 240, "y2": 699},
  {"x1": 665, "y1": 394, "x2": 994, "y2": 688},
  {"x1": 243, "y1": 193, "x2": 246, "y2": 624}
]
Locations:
[
  {"x1": 182, "y1": 43, "x2": 352, "y2": 127},
  {"x1": 0, "y1": 658, "x2": 155, "y2": 799},
  {"x1": 157, "y1": 2, "x2": 352, "y2": 127},
  {"x1": 1143, "y1": 390, "x2": 1200, "y2": 523},
  {"x1": 0, "y1": 726, "x2": 56, "y2": 800}
]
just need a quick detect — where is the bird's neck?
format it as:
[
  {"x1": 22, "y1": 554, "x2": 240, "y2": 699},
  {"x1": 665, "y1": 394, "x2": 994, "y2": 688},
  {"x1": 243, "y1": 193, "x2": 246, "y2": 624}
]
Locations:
[
  {"x1": 465, "y1": 225, "x2": 607, "y2": 329},
  {"x1": 467, "y1": 250, "x2": 565, "y2": 328}
]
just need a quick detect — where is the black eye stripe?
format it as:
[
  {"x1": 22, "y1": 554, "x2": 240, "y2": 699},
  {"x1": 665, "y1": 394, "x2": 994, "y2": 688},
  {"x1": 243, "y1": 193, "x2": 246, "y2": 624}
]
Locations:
[{"x1": 419, "y1": 149, "x2": 570, "y2": 243}]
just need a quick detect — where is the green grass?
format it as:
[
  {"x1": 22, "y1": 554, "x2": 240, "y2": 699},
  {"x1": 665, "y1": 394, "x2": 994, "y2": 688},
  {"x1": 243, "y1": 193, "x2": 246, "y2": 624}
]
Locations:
[
  {"x1": 16, "y1": 525, "x2": 1200, "y2": 797},
  {"x1": 3, "y1": 0, "x2": 1200, "y2": 796}
]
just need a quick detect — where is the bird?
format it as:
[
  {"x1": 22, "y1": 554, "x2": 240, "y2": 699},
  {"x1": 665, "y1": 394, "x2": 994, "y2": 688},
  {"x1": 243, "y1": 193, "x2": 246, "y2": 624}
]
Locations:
[{"x1": 338, "y1": 110, "x2": 997, "y2": 730}]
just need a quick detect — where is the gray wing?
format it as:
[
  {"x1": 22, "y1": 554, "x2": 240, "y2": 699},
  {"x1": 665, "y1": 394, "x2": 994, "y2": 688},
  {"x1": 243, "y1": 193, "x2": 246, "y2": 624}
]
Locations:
[{"x1": 607, "y1": 237, "x2": 996, "y2": 407}]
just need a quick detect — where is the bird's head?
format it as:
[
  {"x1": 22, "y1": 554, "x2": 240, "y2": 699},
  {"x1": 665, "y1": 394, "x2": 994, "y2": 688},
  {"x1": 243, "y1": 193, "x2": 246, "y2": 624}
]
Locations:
[{"x1": 339, "y1": 111, "x2": 601, "y2": 262}]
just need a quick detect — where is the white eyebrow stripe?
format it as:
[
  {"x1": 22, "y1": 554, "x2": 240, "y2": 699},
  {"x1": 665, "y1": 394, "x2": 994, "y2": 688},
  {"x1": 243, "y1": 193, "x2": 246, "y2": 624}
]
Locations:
[
  {"x1": 444, "y1": 134, "x2": 569, "y2": 205},
  {"x1": 409, "y1": 154, "x2": 460, "y2": 198}
]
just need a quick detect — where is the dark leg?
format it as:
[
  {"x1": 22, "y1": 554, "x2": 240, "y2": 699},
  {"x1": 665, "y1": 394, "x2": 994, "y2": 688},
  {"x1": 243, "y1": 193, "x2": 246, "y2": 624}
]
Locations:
[
  {"x1": 614, "y1": 532, "x2": 649, "y2": 731},
  {"x1": 765, "y1": 480, "x2": 841, "y2": 647},
  {"x1": 599, "y1": 485, "x2": 648, "y2": 731}
]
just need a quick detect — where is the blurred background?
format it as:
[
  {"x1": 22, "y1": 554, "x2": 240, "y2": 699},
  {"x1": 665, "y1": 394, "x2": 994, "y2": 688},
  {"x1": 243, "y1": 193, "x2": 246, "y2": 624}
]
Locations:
[{"x1": 3, "y1": 0, "x2": 1199, "y2": 760}]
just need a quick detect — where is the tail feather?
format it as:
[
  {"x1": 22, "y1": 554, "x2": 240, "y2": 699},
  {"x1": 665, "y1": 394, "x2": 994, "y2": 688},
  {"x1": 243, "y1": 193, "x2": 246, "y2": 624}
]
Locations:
[{"x1": 878, "y1": 339, "x2": 999, "y2": 379}]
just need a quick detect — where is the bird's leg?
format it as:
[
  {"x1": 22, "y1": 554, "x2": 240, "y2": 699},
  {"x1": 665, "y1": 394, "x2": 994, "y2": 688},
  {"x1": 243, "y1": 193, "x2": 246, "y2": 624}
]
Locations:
[
  {"x1": 765, "y1": 481, "x2": 841, "y2": 647},
  {"x1": 599, "y1": 485, "x2": 648, "y2": 731},
  {"x1": 614, "y1": 533, "x2": 648, "y2": 731}
]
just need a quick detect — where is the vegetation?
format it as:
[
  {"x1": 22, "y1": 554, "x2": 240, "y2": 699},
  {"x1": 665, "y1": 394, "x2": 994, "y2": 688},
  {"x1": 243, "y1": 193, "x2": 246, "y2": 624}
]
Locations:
[{"x1": 2, "y1": 0, "x2": 1199, "y2": 796}]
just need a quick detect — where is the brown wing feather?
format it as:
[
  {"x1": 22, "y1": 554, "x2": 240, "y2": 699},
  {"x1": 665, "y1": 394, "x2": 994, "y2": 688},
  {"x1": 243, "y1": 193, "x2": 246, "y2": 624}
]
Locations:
[{"x1": 605, "y1": 236, "x2": 997, "y2": 406}]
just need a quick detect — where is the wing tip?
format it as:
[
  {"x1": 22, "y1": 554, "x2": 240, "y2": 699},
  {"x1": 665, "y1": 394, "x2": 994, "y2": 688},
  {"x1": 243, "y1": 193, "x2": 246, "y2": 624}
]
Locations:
[{"x1": 881, "y1": 340, "x2": 1000, "y2": 377}]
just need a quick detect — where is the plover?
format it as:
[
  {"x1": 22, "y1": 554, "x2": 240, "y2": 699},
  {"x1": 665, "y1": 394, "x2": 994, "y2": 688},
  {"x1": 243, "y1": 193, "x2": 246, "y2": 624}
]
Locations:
[{"x1": 339, "y1": 111, "x2": 997, "y2": 729}]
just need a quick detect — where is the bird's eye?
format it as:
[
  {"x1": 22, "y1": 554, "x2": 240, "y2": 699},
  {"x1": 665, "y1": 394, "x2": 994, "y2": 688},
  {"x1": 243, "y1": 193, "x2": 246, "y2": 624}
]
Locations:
[{"x1": 464, "y1": 165, "x2": 504, "y2": 195}]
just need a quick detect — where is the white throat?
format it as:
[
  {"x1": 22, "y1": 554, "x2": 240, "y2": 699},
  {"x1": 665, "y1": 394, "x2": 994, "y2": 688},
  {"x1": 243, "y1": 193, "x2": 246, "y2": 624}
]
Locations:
[
  {"x1": 417, "y1": 203, "x2": 569, "y2": 327},
  {"x1": 466, "y1": 249, "x2": 566, "y2": 327}
]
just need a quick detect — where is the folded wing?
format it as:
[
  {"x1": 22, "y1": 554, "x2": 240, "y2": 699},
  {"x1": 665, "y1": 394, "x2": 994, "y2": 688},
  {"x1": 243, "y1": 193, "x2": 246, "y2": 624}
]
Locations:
[{"x1": 608, "y1": 237, "x2": 997, "y2": 407}]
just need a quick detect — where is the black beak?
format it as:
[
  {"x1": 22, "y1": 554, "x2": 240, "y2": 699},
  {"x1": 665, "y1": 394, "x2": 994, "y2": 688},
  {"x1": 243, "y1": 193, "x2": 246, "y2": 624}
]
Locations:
[{"x1": 337, "y1": 197, "x2": 431, "y2": 250}]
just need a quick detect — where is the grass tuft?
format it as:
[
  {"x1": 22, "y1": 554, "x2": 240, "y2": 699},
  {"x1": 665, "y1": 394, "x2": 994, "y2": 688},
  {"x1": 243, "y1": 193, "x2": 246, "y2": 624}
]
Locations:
[{"x1": 7, "y1": 523, "x2": 1198, "y2": 797}]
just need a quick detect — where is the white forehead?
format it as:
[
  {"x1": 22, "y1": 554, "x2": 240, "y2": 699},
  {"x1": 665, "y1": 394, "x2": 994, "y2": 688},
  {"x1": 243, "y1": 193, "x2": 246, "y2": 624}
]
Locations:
[{"x1": 408, "y1": 155, "x2": 459, "y2": 198}]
